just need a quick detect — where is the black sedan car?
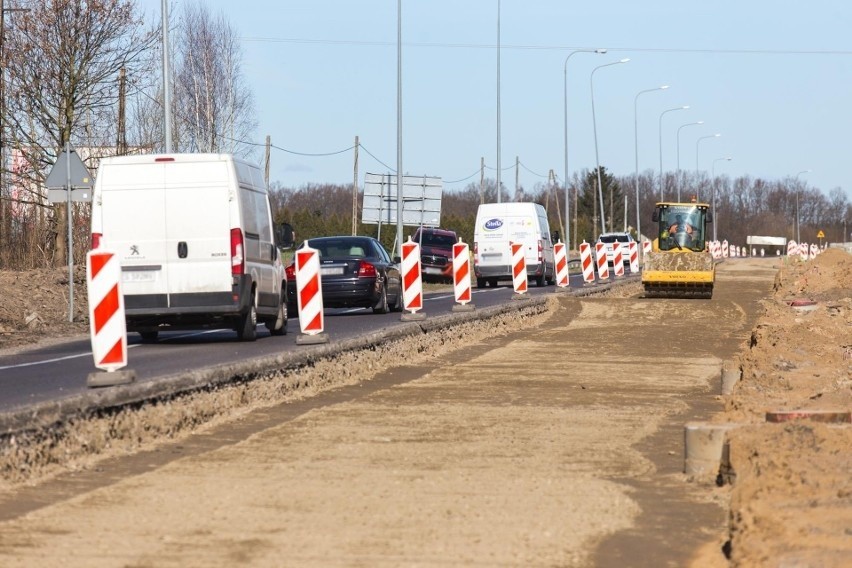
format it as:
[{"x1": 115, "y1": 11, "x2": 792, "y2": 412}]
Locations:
[{"x1": 285, "y1": 236, "x2": 403, "y2": 314}]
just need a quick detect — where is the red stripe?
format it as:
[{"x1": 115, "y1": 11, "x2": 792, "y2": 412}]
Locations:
[
  {"x1": 517, "y1": 279, "x2": 527, "y2": 292},
  {"x1": 453, "y1": 244, "x2": 465, "y2": 260},
  {"x1": 513, "y1": 260, "x2": 525, "y2": 278},
  {"x1": 454, "y1": 261, "x2": 469, "y2": 284},
  {"x1": 458, "y1": 288, "x2": 471, "y2": 302},
  {"x1": 94, "y1": 284, "x2": 120, "y2": 334},
  {"x1": 304, "y1": 311, "x2": 323, "y2": 332},
  {"x1": 89, "y1": 252, "x2": 112, "y2": 280},
  {"x1": 402, "y1": 242, "x2": 416, "y2": 259},
  {"x1": 408, "y1": 292, "x2": 422, "y2": 309},
  {"x1": 296, "y1": 250, "x2": 315, "y2": 269},
  {"x1": 404, "y1": 264, "x2": 420, "y2": 289},
  {"x1": 99, "y1": 338, "x2": 124, "y2": 365},
  {"x1": 300, "y1": 274, "x2": 319, "y2": 307},
  {"x1": 556, "y1": 257, "x2": 566, "y2": 272}
]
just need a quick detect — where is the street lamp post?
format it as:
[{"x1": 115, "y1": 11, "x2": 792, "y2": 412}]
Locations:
[
  {"x1": 795, "y1": 169, "x2": 811, "y2": 243},
  {"x1": 711, "y1": 157, "x2": 732, "y2": 242},
  {"x1": 694, "y1": 134, "x2": 721, "y2": 202},
  {"x1": 563, "y1": 48, "x2": 606, "y2": 251},
  {"x1": 634, "y1": 85, "x2": 668, "y2": 248},
  {"x1": 590, "y1": 58, "x2": 629, "y2": 235},
  {"x1": 658, "y1": 106, "x2": 689, "y2": 201},
  {"x1": 676, "y1": 121, "x2": 704, "y2": 201}
]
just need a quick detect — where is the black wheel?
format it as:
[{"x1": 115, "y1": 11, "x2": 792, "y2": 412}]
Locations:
[
  {"x1": 139, "y1": 331, "x2": 158, "y2": 343},
  {"x1": 236, "y1": 299, "x2": 258, "y2": 341},
  {"x1": 536, "y1": 273, "x2": 545, "y2": 287},
  {"x1": 265, "y1": 296, "x2": 287, "y2": 336},
  {"x1": 489, "y1": 278, "x2": 498, "y2": 288},
  {"x1": 476, "y1": 278, "x2": 485, "y2": 289},
  {"x1": 390, "y1": 285, "x2": 404, "y2": 312},
  {"x1": 372, "y1": 285, "x2": 389, "y2": 314}
]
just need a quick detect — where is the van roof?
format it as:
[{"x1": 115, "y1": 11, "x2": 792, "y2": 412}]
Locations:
[{"x1": 99, "y1": 153, "x2": 249, "y2": 166}]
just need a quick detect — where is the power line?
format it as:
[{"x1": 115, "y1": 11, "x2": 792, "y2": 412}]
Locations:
[
  {"x1": 518, "y1": 161, "x2": 548, "y2": 178},
  {"x1": 241, "y1": 37, "x2": 852, "y2": 56},
  {"x1": 444, "y1": 168, "x2": 482, "y2": 184}
]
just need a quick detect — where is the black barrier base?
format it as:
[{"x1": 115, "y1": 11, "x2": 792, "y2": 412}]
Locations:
[
  {"x1": 451, "y1": 303, "x2": 475, "y2": 313},
  {"x1": 87, "y1": 369, "x2": 137, "y2": 388},
  {"x1": 296, "y1": 332, "x2": 329, "y2": 345}
]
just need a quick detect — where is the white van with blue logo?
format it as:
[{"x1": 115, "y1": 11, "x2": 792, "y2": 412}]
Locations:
[{"x1": 472, "y1": 202, "x2": 555, "y2": 288}]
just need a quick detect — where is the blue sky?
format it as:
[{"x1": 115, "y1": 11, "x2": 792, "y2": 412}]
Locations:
[{"x1": 141, "y1": 1, "x2": 852, "y2": 198}]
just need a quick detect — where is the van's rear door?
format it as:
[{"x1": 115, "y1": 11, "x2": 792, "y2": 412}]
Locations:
[
  {"x1": 163, "y1": 159, "x2": 232, "y2": 306},
  {"x1": 99, "y1": 162, "x2": 169, "y2": 305}
]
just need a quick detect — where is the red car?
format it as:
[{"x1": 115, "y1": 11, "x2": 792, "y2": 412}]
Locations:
[{"x1": 412, "y1": 227, "x2": 458, "y2": 283}]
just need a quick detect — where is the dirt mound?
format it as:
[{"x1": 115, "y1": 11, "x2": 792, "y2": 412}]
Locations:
[
  {"x1": 0, "y1": 267, "x2": 89, "y2": 352},
  {"x1": 720, "y1": 249, "x2": 852, "y2": 566}
]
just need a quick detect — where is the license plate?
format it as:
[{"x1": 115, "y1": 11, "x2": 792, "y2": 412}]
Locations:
[
  {"x1": 320, "y1": 266, "x2": 344, "y2": 276},
  {"x1": 122, "y1": 271, "x2": 155, "y2": 283},
  {"x1": 424, "y1": 267, "x2": 442, "y2": 275}
]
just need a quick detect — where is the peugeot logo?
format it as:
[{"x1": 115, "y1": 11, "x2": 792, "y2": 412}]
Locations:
[{"x1": 130, "y1": 245, "x2": 140, "y2": 256}]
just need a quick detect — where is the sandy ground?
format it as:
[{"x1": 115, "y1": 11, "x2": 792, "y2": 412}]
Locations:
[{"x1": 0, "y1": 253, "x2": 848, "y2": 566}]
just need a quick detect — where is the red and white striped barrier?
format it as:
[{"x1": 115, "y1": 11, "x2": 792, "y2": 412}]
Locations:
[
  {"x1": 579, "y1": 241, "x2": 595, "y2": 284},
  {"x1": 295, "y1": 243, "x2": 327, "y2": 343},
  {"x1": 554, "y1": 241, "x2": 569, "y2": 287},
  {"x1": 787, "y1": 240, "x2": 798, "y2": 256},
  {"x1": 511, "y1": 242, "x2": 528, "y2": 295},
  {"x1": 452, "y1": 239, "x2": 474, "y2": 310},
  {"x1": 628, "y1": 242, "x2": 639, "y2": 273},
  {"x1": 401, "y1": 236, "x2": 425, "y2": 318},
  {"x1": 722, "y1": 240, "x2": 729, "y2": 258},
  {"x1": 594, "y1": 242, "x2": 609, "y2": 281},
  {"x1": 642, "y1": 239, "x2": 652, "y2": 256},
  {"x1": 86, "y1": 250, "x2": 135, "y2": 387},
  {"x1": 87, "y1": 250, "x2": 128, "y2": 372},
  {"x1": 799, "y1": 242, "x2": 809, "y2": 259},
  {"x1": 612, "y1": 243, "x2": 625, "y2": 277},
  {"x1": 809, "y1": 243, "x2": 818, "y2": 259}
]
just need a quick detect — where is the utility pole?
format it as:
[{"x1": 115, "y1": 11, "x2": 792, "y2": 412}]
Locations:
[
  {"x1": 117, "y1": 68, "x2": 127, "y2": 156},
  {"x1": 263, "y1": 135, "x2": 270, "y2": 187},
  {"x1": 514, "y1": 155, "x2": 519, "y2": 201},
  {"x1": 479, "y1": 156, "x2": 484, "y2": 204},
  {"x1": 352, "y1": 135, "x2": 359, "y2": 235}
]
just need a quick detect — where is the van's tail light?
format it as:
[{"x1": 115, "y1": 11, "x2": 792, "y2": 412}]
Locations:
[
  {"x1": 285, "y1": 263, "x2": 296, "y2": 281},
  {"x1": 473, "y1": 242, "x2": 478, "y2": 256},
  {"x1": 357, "y1": 260, "x2": 377, "y2": 278},
  {"x1": 230, "y1": 228, "x2": 245, "y2": 275},
  {"x1": 91, "y1": 232, "x2": 102, "y2": 250},
  {"x1": 537, "y1": 239, "x2": 544, "y2": 261}
]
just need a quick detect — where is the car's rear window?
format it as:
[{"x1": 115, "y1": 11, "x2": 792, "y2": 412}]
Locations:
[
  {"x1": 419, "y1": 233, "x2": 456, "y2": 248},
  {"x1": 308, "y1": 238, "x2": 374, "y2": 259}
]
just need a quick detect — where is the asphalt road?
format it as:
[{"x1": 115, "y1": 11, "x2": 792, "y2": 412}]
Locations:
[{"x1": 0, "y1": 271, "x2": 614, "y2": 415}]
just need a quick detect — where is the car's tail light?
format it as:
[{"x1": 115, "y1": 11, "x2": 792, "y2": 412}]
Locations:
[
  {"x1": 91, "y1": 232, "x2": 102, "y2": 250},
  {"x1": 357, "y1": 260, "x2": 377, "y2": 278},
  {"x1": 230, "y1": 228, "x2": 244, "y2": 275},
  {"x1": 285, "y1": 263, "x2": 296, "y2": 281}
]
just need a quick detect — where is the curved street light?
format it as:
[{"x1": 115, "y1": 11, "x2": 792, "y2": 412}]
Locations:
[
  {"x1": 591, "y1": 58, "x2": 629, "y2": 235},
  {"x1": 563, "y1": 48, "x2": 606, "y2": 250},
  {"x1": 676, "y1": 121, "x2": 704, "y2": 201},
  {"x1": 695, "y1": 133, "x2": 721, "y2": 201},
  {"x1": 658, "y1": 106, "x2": 689, "y2": 201},
  {"x1": 711, "y1": 157, "x2": 732, "y2": 241},
  {"x1": 633, "y1": 85, "x2": 668, "y2": 247},
  {"x1": 795, "y1": 169, "x2": 811, "y2": 243}
]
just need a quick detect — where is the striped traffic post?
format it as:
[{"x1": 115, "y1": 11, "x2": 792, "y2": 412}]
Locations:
[
  {"x1": 612, "y1": 243, "x2": 625, "y2": 277},
  {"x1": 579, "y1": 241, "x2": 595, "y2": 284},
  {"x1": 722, "y1": 240, "x2": 729, "y2": 258},
  {"x1": 554, "y1": 241, "x2": 569, "y2": 288},
  {"x1": 401, "y1": 236, "x2": 426, "y2": 321},
  {"x1": 451, "y1": 238, "x2": 474, "y2": 312},
  {"x1": 86, "y1": 250, "x2": 136, "y2": 388},
  {"x1": 787, "y1": 240, "x2": 798, "y2": 257},
  {"x1": 628, "y1": 241, "x2": 639, "y2": 273},
  {"x1": 510, "y1": 242, "x2": 529, "y2": 299},
  {"x1": 295, "y1": 242, "x2": 328, "y2": 345},
  {"x1": 594, "y1": 242, "x2": 609, "y2": 281}
]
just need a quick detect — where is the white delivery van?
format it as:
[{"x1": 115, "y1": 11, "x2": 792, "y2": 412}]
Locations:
[
  {"x1": 90, "y1": 153, "x2": 293, "y2": 342},
  {"x1": 473, "y1": 202, "x2": 555, "y2": 288}
]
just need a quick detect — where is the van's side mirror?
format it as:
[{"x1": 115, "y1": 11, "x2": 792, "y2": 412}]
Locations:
[
  {"x1": 706, "y1": 211, "x2": 713, "y2": 223},
  {"x1": 551, "y1": 231, "x2": 560, "y2": 243},
  {"x1": 393, "y1": 256, "x2": 401, "y2": 264},
  {"x1": 651, "y1": 210, "x2": 659, "y2": 223},
  {"x1": 277, "y1": 223, "x2": 295, "y2": 249}
]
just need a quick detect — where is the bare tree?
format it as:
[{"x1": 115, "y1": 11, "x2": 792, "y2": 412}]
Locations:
[
  {"x1": 3, "y1": 0, "x2": 158, "y2": 267},
  {"x1": 172, "y1": 1, "x2": 256, "y2": 158}
]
